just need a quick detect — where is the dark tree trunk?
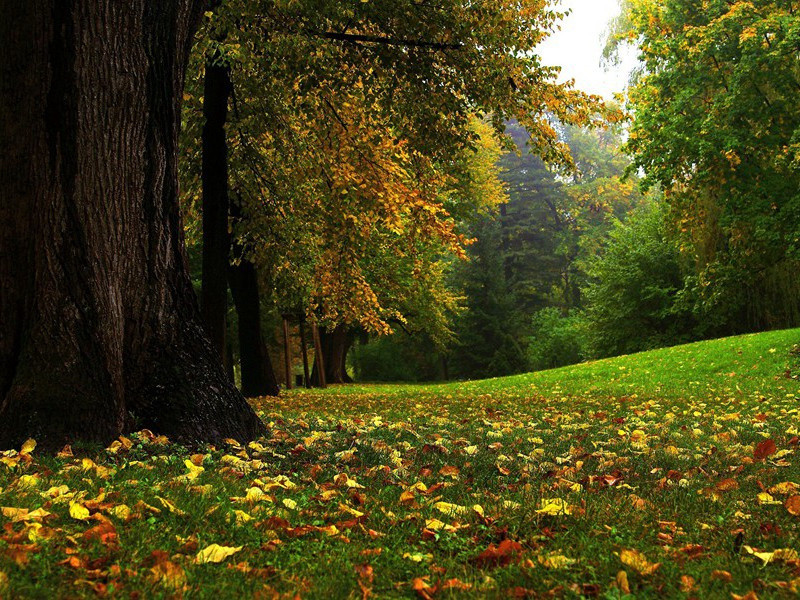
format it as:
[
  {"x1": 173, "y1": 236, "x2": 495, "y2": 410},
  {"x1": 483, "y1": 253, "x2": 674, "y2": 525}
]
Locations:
[
  {"x1": 311, "y1": 325, "x2": 353, "y2": 385},
  {"x1": 228, "y1": 259, "x2": 280, "y2": 397},
  {"x1": 281, "y1": 316, "x2": 293, "y2": 390},
  {"x1": 299, "y1": 319, "x2": 311, "y2": 388},
  {"x1": 310, "y1": 324, "x2": 327, "y2": 388},
  {"x1": 0, "y1": 1, "x2": 265, "y2": 449},
  {"x1": 200, "y1": 59, "x2": 231, "y2": 364}
]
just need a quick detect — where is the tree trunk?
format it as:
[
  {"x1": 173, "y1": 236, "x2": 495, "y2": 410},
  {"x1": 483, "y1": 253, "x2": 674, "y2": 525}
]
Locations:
[
  {"x1": 311, "y1": 325, "x2": 353, "y2": 385},
  {"x1": 0, "y1": 1, "x2": 265, "y2": 449},
  {"x1": 200, "y1": 58, "x2": 231, "y2": 364},
  {"x1": 299, "y1": 319, "x2": 311, "y2": 388},
  {"x1": 228, "y1": 259, "x2": 280, "y2": 397},
  {"x1": 281, "y1": 316, "x2": 293, "y2": 390},
  {"x1": 310, "y1": 324, "x2": 327, "y2": 388}
]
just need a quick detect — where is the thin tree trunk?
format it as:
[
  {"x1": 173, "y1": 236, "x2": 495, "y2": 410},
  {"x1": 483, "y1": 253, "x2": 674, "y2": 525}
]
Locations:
[
  {"x1": 200, "y1": 58, "x2": 231, "y2": 364},
  {"x1": 311, "y1": 324, "x2": 327, "y2": 388},
  {"x1": 282, "y1": 316, "x2": 293, "y2": 390},
  {"x1": 228, "y1": 259, "x2": 280, "y2": 397},
  {"x1": 228, "y1": 185, "x2": 279, "y2": 397},
  {"x1": 0, "y1": 1, "x2": 264, "y2": 449},
  {"x1": 299, "y1": 319, "x2": 311, "y2": 388}
]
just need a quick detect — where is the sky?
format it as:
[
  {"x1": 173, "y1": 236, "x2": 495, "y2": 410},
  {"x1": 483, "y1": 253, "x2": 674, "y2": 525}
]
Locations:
[{"x1": 536, "y1": 0, "x2": 639, "y2": 99}]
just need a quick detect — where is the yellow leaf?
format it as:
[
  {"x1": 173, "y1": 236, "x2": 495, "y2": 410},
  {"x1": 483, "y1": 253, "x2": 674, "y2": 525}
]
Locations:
[
  {"x1": 16, "y1": 474, "x2": 40, "y2": 489},
  {"x1": 109, "y1": 505, "x2": 131, "y2": 520},
  {"x1": 282, "y1": 498, "x2": 297, "y2": 510},
  {"x1": 179, "y1": 459, "x2": 205, "y2": 482},
  {"x1": 403, "y1": 552, "x2": 433, "y2": 562},
  {"x1": 196, "y1": 544, "x2": 243, "y2": 564},
  {"x1": 535, "y1": 498, "x2": 572, "y2": 516},
  {"x1": 472, "y1": 504, "x2": 485, "y2": 517},
  {"x1": 757, "y1": 492, "x2": 781, "y2": 505},
  {"x1": 464, "y1": 445, "x2": 478, "y2": 455},
  {"x1": 433, "y1": 501, "x2": 468, "y2": 516},
  {"x1": 318, "y1": 524, "x2": 340, "y2": 536},
  {"x1": 157, "y1": 497, "x2": 187, "y2": 516},
  {"x1": 620, "y1": 548, "x2": 660, "y2": 575},
  {"x1": 244, "y1": 487, "x2": 266, "y2": 503},
  {"x1": 538, "y1": 553, "x2": 576, "y2": 569},
  {"x1": 69, "y1": 502, "x2": 90, "y2": 520},
  {"x1": 233, "y1": 510, "x2": 253, "y2": 525},
  {"x1": 20, "y1": 439, "x2": 36, "y2": 455}
]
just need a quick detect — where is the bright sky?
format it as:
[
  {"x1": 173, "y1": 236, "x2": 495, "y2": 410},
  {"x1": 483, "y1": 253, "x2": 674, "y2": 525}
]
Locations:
[{"x1": 536, "y1": 0, "x2": 639, "y2": 99}]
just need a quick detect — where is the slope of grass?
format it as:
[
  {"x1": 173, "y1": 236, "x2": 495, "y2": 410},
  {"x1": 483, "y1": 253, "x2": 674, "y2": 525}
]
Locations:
[{"x1": 0, "y1": 329, "x2": 799, "y2": 599}]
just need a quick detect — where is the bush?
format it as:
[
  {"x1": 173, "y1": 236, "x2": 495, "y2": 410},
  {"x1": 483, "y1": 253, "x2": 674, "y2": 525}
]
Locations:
[
  {"x1": 527, "y1": 308, "x2": 586, "y2": 370},
  {"x1": 582, "y1": 203, "x2": 699, "y2": 357}
]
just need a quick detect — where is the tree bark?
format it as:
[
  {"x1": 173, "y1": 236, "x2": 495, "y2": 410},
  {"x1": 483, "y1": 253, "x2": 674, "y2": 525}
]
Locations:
[
  {"x1": 227, "y1": 259, "x2": 280, "y2": 397},
  {"x1": 200, "y1": 58, "x2": 231, "y2": 364},
  {"x1": 0, "y1": 1, "x2": 265, "y2": 449},
  {"x1": 310, "y1": 324, "x2": 327, "y2": 388},
  {"x1": 299, "y1": 319, "x2": 311, "y2": 388},
  {"x1": 311, "y1": 325, "x2": 353, "y2": 385},
  {"x1": 281, "y1": 316, "x2": 293, "y2": 390}
]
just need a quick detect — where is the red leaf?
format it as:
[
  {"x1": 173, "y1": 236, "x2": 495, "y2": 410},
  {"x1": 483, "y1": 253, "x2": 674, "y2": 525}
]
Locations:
[{"x1": 754, "y1": 439, "x2": 777, "y2": 460}]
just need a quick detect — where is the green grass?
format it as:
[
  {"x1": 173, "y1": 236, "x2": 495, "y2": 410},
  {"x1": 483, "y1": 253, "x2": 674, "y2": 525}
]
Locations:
[{"x1": 1, "y1": 328, "x2": 799, "y2": 598}]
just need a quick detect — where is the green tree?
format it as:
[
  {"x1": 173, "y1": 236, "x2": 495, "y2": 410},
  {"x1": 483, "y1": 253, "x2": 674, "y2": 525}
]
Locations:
[
  {"x1": 620, "y1": 0, "x2": 800, "y2": 332},
  {"x1": 583, "y1": 202, "x2": 698, "y2": 357}
]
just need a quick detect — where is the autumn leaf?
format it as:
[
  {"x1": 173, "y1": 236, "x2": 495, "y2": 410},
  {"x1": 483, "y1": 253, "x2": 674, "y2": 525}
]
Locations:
[
  {"x1": 535, "y1": 498, "x2": 572, "y2": 516},
  {"x1": 616, "y1": 570, "x2": 631, "y2": 594},
  {"x1": 196, "y1": 544, "x2": 243, "y2": 564},
  {"x1": 20, "y1": 439, "x2": 36, "y2": 455},
  {"x1": 150, "y1": 559, "x2": 187, "y2": 590},
  {"x1": 785, "y1": 495, "x2": 800, "y2": 516},
  {"x1": 473, "y1": 539, "x2": 524, "y2": 568},
  {"x1": 69, "y1": 502, "x2": 90, "y2": 520},
  {"x1": 754, "y1": 439, "x2": 777, "y2": 460},
  {"x1": 537, "y1": 553, "x2": 576, "y2": 569},
  {"x1": 620, "y1": 548, "x2": 660, "y2": 576}
]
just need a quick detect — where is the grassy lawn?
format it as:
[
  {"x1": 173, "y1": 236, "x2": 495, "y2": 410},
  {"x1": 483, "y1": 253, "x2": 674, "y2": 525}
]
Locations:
[{"x1": 1, "y1": 329, "x2": 800, "y2": 598}]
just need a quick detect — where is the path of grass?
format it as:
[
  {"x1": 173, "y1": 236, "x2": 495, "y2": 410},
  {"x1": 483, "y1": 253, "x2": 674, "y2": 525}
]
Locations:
[{"x1": 1, "y1": 329, "x2": 799, "y2": 598}]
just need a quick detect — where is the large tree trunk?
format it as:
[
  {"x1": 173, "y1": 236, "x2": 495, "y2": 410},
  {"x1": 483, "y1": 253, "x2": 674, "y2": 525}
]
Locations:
[
  {"x1": 0, "y1": 1, "x2": 265, "y2": 449},
  {"x1": 200, "y1": 59, "x2": 231, "y2": 364}
]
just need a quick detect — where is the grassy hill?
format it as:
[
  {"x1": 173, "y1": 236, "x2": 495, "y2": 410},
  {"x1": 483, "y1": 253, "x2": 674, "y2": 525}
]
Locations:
[{"x1": 1, "y1": 329, "x2": 799, "y2": 598}]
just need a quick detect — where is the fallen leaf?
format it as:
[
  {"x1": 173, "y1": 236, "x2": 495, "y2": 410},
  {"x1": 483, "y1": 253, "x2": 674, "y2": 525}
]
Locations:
[
  {"x1": 620, "y1": 548, "x2": 660, "y2": 576},
  {"x1": 69, "y1": 502, "x2": 90, "y2": 520},
  {"x1": 196, "y1": 544, "x2": 243, "y2": 564},
  {"x1": 535, "y1": 498, "x2": 572, "y2": 516},
  {"x1": 754, "y1": 439, "x2": 777, "y2": 460},
  {"x1": 785, "y1": 495, "x2": 800, "y2": 516}
]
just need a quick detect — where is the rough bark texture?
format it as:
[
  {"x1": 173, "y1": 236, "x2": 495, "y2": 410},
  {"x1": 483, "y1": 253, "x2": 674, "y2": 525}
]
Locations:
[
  {"x1": 0, "y1": 0, "x2": 265, "y2": 449},
  {"x1": 200, "y1": 60, "x2": 231, "y2": 364},
  {"x1": 311, "y1": 325, "x2": 354, "y2": 385}
]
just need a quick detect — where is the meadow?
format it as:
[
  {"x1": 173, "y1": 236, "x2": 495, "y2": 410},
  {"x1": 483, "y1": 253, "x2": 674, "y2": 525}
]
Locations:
[{"x1": 1, "y1": 328, "x2": 799, "y2": 598}]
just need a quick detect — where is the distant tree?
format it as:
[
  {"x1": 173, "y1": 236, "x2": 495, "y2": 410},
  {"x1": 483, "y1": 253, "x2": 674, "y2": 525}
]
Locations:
[
  {"x1": 451, "y1": 213, "x2": 531, "y2": 379},
  {"x1": 583, "y1": 202, "x2": 698, "y2": 357}
]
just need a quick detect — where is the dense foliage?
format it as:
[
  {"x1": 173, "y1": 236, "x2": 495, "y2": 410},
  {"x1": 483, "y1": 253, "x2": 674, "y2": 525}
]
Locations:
[{"x1": 618, "y1": 0, "x2": 800, "y2": 332}]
